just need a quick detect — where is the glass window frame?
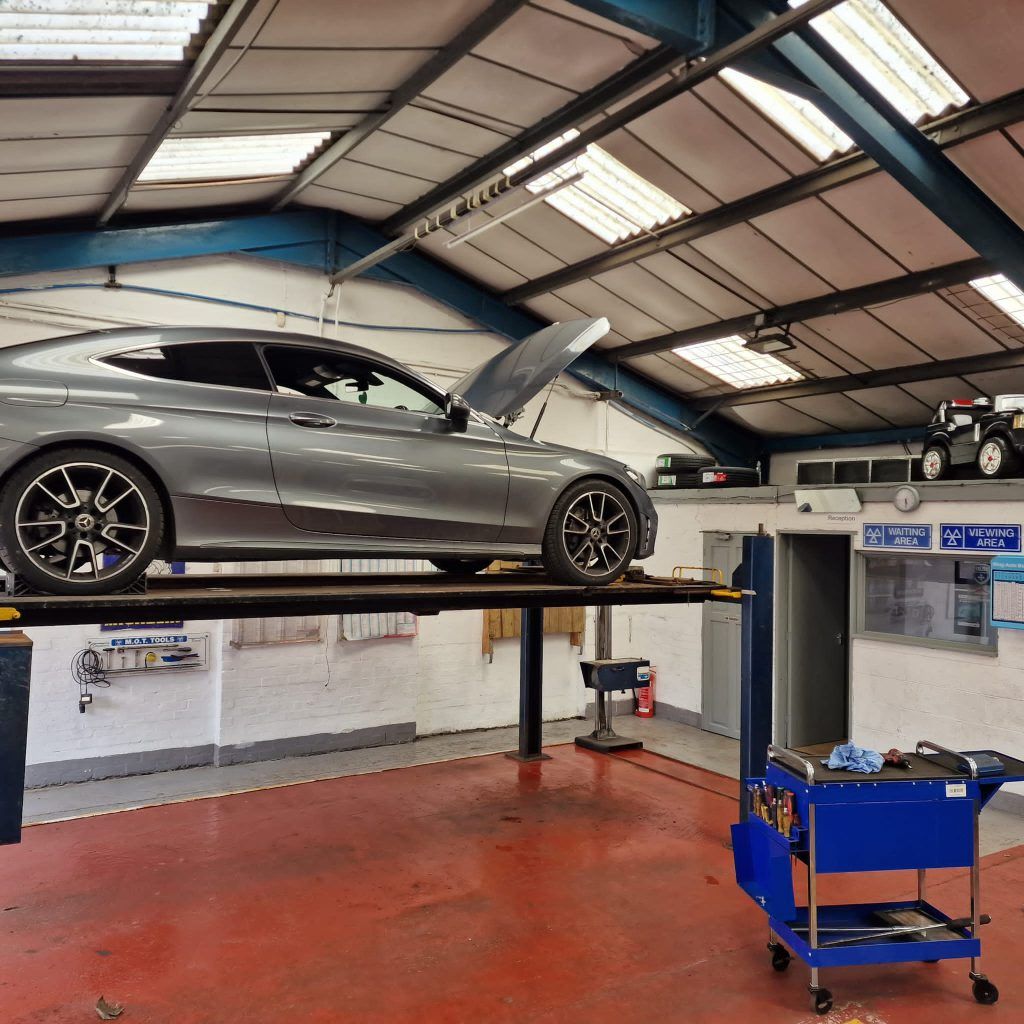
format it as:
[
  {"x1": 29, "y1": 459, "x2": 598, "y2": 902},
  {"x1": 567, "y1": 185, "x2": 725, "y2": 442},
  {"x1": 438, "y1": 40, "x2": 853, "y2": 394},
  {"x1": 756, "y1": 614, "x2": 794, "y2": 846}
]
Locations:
[
  {"x1": 259, "y1": 343, "x2": 449, "y2": 419},
  {"x1": 853, "y1": 550, "x2": 998, "y2": 657},
  {"x1": 96, "y1": 340, "x2": 273, "y2": 394}
]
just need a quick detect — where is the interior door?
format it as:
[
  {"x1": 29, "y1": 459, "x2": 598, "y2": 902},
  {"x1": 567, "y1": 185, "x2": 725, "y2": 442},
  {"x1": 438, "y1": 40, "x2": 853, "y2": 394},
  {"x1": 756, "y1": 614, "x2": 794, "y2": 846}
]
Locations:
[
  {"x1": 701, "y1": 532, "x2": 746, "y2": 739},
  {"x1": 263, "y1": 345, "x2": 509, "y2": 542},
  {"x1": 786, "y1": 534, "x2": 850, "y2": 748}
]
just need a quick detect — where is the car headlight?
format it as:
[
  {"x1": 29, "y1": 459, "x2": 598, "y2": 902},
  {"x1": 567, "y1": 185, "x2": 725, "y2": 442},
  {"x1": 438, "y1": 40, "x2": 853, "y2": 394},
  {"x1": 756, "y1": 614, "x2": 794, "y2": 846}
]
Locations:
[{"x1": 623, "y1": 465, "x2": 645, "y2": 487}]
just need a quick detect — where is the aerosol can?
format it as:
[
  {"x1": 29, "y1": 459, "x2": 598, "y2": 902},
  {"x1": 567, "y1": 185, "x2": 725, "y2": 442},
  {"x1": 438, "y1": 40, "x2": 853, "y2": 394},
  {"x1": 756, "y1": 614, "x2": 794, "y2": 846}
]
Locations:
[{"x1": 635, "y1": 666, "x2": 656, "y2": 717}]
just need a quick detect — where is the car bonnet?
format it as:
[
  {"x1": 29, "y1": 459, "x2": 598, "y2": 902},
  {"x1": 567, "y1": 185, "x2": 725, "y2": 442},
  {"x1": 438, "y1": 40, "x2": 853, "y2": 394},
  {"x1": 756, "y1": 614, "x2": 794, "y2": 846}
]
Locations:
[{"x1": 449, "y1": 317, "x2": 609, "y2": 419}]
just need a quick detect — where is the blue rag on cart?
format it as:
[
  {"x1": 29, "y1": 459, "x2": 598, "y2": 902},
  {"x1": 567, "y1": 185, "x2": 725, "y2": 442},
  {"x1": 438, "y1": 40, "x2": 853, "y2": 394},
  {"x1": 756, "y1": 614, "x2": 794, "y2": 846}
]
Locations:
[{"x1": 823, "y1": 743, "x2": 884, "y2": 774}]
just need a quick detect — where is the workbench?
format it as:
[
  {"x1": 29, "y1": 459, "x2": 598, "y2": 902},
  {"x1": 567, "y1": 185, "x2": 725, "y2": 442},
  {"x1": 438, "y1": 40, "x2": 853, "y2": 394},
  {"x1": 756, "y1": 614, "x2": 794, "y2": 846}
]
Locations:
[{"x1": 733, "y1": 741, "x2": 1024, "y2": 1014}]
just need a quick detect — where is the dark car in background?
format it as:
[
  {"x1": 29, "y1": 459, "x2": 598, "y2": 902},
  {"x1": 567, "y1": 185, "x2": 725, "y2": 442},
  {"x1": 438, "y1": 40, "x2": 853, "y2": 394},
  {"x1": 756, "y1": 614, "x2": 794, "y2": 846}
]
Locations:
[
  {"x1": 922, "y1": 395, "x2": 1024, "y2": 480},
  {"x1": 0, "y1": 319, "x2": 656, "y2": 595}
]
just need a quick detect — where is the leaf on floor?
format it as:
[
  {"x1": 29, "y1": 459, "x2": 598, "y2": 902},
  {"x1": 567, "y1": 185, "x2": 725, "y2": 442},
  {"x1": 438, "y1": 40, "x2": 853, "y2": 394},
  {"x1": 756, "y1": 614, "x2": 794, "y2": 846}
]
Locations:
[{"x1": 96, "y1": 996, "x2": 125, "y2": 1020}]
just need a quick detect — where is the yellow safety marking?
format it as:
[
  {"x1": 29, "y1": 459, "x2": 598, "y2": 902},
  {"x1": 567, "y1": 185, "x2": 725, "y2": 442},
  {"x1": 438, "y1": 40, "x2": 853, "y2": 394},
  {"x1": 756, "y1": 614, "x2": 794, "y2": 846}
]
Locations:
[
  {"x1": 0, "y1": 607, "x2": 21, "y2": 622},
  {"x1": 710, "y1": 588, "x2": 742, "y2": 599}
]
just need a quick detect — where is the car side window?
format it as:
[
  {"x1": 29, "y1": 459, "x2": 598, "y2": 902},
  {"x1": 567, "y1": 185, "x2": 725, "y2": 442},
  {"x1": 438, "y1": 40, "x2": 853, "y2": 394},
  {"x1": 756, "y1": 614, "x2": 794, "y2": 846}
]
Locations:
[
  {"x1": 101, "y1": 342, "x2": 271, "y2": 391},
  {"x1": 262, "y1": 346, "x2": 445, "y2": 416}
]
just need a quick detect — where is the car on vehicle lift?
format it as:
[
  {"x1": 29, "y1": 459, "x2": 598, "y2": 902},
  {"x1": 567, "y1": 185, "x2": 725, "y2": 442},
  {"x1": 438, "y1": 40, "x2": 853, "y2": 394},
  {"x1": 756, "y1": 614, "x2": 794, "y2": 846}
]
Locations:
[
  {"x1": 921, "y1": 394, "x2": 1024, "y2": 480},
  {"x1": 0, "y1": 318, "x2": 657, "y2": 595}
]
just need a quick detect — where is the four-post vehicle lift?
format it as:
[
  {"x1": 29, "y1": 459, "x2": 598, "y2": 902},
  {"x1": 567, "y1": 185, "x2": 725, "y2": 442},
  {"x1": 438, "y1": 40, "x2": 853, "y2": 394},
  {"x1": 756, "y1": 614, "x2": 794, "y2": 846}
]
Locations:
[{"x1": 733, "y1": 741, "x2": 1024, "y2": 1014}]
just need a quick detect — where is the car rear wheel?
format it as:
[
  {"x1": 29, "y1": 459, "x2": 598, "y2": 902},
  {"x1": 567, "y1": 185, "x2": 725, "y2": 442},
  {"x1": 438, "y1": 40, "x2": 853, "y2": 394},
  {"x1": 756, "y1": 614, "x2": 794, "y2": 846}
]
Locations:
[
  {"x1": 542, "y1": 479, "x2": 637, "y2": 586},
  {"x1": 977, "y1": 436, "x2": 1016, "y2": 479},
  {"x1": 921, "y1": 444, "x2": 949, "y2": 481},
  {"x1": 0, "y1": 448, "x2": 164, "y2": 595},
  {"x1": 430, "y1": 558, "x2": 493, "y2": 574}
]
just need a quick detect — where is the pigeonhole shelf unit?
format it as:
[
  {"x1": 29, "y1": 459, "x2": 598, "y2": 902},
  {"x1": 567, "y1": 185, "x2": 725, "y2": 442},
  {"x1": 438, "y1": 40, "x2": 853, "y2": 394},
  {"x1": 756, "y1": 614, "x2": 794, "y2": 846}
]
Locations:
[{"x1": 732, "y1": 741, "x2": 1024, "y2": 1015}]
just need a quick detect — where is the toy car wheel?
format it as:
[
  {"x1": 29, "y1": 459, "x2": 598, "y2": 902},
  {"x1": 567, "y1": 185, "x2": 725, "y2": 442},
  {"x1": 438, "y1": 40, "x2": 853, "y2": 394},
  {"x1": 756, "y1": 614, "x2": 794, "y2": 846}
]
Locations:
[
  {"x1": 0, "y1": 447, "x2": 164, "y2": 596},
  {"x1": 430, "y1": 558, "x2": 493, "y2": 574},
  {"x1": 921, "y1": 444, "x2": 949, "y2": 480},
  {"x1": 977, "y1": 436, "x2": 1016, "y2": 479},
  {"x1": 973, "y1": 979, "x2": 999, "y2": 1005},
  {"x1": 542, "y1": 478, "x2": 637, "y2": 586}
]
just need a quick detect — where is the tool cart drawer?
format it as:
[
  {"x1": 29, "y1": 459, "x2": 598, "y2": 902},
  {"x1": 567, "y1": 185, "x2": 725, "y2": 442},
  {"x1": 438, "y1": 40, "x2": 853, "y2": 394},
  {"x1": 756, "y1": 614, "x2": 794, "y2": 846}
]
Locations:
[{"x1": 814, "y1": 798, "x2": 975, "y2": 873}]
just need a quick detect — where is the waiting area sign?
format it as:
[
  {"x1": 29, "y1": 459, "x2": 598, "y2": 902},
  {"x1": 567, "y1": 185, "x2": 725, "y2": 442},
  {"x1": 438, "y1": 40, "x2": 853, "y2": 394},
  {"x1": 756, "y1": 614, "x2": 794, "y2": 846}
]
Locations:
[
  {"x1": 863, "y1": 524, "x2": 932, "y2": 548},
  {"x1": 940, "y1": 524, "x2": 1022, "y2": 552}
]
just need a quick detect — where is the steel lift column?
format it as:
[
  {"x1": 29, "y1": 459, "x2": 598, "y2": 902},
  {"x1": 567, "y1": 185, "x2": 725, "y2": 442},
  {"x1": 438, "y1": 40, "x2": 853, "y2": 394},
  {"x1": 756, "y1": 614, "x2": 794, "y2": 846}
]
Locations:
[
  {"x1": 508, "y1": 607, "x2": 550, "y2": 762},
  {"x1": 0, "y1": 630, "x2": 33, "y2": 846},
  {"x1": 738, "y1": 533, "x2": 774, "y2": 819}
]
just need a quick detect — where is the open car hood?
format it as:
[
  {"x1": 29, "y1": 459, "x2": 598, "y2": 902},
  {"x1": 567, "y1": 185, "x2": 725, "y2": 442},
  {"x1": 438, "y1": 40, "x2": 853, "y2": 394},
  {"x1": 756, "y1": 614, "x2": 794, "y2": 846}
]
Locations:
[{"x1": 451, "y1": 317, "x2": 610, "y2": 420}]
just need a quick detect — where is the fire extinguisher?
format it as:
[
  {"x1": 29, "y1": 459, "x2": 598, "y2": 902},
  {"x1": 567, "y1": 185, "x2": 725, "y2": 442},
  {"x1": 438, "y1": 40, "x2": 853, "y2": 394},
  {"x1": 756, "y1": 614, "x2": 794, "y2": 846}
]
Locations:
[{"x1": 635, "y1": 666, "x2": 656, "y2": 717}]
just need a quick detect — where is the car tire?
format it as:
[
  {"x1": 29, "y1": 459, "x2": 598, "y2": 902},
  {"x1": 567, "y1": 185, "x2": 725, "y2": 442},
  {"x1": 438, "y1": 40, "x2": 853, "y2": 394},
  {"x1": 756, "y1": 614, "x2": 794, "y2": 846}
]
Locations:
[
  {"x1": 430, "y1": 558, "x2": 493, "y2": 574},
  {"x1": 542, "y1": 478, "x2": 637, "y2": 586},
  {"x1": 977, "y1": 435, "x2": 1016, "y2": 479},
  {"x1": 0, "y1": 447, "x2": 164, "y2": 595},
  {"x1": 921, "y1": 444, "x2": 950, "y2": 481},
  {"x1": 697, "y1": 465, "x2": 761, "y2": 487}
]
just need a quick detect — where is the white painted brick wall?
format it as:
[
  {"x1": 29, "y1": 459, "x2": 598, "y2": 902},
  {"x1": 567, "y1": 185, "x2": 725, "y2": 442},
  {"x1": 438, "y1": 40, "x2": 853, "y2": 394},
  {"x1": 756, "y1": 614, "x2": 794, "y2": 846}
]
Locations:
[{"x1": 9, "y1": 255, "x2": 698, "y2": 772}]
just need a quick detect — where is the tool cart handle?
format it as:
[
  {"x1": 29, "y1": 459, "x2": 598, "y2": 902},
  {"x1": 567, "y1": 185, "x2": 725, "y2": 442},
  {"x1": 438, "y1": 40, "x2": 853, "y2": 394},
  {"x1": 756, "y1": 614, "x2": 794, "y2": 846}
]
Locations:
[
  {"x1": 916, "y1": 739, "x2": 979, "y2": 779},
  {"x1": 767, "y1": 744, "x2": 815, "y2": 784}
]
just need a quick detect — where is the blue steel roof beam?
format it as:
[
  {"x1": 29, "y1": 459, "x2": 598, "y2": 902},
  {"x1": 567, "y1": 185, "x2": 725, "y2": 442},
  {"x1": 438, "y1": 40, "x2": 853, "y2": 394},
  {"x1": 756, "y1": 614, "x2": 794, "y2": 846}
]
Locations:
[{"x1": 723, "y1": 0, "x2": 1024, "y2": 296}]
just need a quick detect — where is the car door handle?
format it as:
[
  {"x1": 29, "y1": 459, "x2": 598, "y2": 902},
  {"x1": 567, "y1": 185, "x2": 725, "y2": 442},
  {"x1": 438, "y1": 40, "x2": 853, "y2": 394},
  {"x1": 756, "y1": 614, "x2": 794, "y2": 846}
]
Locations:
[{"x1": 289, "y1": 411, "x2": 336, "y2": 429}]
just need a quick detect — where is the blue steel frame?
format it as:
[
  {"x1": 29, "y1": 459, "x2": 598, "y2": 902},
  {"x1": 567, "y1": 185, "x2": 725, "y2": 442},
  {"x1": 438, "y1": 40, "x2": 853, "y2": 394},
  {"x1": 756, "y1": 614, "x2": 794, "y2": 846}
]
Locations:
[
  {"x1": 568, "y1": 0, "x2": 715, "y2": 53},
  {"x1": 738, "y1": 533, "x2": 774, "y2": 819}
]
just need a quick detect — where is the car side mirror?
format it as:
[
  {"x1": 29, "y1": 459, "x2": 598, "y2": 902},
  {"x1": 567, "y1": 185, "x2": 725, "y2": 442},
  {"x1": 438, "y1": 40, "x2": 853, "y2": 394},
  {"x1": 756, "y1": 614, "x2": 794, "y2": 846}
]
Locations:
[{"x1": 445, "y1": 393, "x2": 471, "y2": 432}]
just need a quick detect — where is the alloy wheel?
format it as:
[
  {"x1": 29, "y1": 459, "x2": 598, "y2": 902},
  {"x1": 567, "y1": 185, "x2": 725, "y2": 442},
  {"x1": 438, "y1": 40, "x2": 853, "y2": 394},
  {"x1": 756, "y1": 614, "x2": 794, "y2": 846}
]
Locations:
[
  {"x1": 560, "y1": 490, "x2": 632, "y2": 578},
  {"x1": 14, "y1": 462, "x2": 151, "y2": 583}
]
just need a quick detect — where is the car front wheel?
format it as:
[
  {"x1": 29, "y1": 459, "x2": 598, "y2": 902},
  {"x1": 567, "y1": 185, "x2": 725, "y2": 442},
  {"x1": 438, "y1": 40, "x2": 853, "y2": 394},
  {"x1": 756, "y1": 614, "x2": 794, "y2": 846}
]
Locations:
[
  {"x1": 978, "y1": 436, "x2": 1016, "y2": 479},
  {"x1": 542, "y1": 479, "x2": 637, "y2": 586},
  {"x1": 921, "y1": 444, "x2": 949, "y2": 480},
  {"x1": 0, "y1": 447, "x2": 164, "y2": 595}
]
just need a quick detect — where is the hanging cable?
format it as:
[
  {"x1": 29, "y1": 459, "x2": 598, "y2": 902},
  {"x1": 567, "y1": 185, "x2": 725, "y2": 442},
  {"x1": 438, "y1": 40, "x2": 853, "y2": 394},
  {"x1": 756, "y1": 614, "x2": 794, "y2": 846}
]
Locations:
[{"x1": 71, "y1": 648, "x2": 111, "y2": 713}]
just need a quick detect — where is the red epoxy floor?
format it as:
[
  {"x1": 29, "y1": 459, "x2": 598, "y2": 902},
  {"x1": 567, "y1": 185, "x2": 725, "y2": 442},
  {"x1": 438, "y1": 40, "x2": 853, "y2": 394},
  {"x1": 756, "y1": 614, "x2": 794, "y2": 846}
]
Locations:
[{"x1": 1, "y1": 745, "x2": 1022, "y2": 1023}]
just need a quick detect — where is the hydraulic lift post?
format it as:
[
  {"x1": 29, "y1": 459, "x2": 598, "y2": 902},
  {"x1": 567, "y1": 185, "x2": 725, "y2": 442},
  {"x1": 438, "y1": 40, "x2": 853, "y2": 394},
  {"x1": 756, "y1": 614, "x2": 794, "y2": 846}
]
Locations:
[
  {"x1": 0, "y1": 631, "x2": 33, "y2": 846},
  {"x1": 509, "y1": 606, "x2": 550, "y2": 762}
]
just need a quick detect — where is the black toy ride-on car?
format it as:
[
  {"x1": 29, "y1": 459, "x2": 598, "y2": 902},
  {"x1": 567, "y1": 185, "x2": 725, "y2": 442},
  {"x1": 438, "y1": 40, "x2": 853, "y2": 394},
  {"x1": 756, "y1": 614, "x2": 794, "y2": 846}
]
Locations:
[{"x1": 922, "y1": 395, "x2": 1024, "y2": 480}]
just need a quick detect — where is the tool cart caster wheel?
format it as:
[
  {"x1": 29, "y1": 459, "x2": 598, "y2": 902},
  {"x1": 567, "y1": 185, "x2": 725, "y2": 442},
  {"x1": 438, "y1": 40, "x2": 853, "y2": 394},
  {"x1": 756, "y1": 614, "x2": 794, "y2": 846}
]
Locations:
[
  {"x1": 973, "y1": 979, "x2": 999, "y2": 1005},
  {"x1": 769, "y1": 945, "x2": 791, "y2": 972},
  {"x1": 813, "y1": 989, "x2": 833, "y2": 1015}
]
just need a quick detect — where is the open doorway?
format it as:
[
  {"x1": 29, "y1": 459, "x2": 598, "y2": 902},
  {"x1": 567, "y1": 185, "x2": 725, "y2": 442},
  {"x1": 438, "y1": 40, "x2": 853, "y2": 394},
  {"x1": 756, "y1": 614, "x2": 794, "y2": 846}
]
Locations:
[{"x1": 777, "y1": 533, "x2": 851, "y2": 748}]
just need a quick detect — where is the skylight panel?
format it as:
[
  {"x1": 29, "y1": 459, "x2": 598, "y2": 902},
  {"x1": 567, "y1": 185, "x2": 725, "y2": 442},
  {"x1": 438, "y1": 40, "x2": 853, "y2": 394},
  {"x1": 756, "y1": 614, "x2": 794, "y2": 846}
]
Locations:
[
  {"x1": 970, "y1": 274, "x2": 1024, "y2": 327},
  {"x1": 722, "y1": 0, "x2": 969, "y2": 162},
  {"x1": 674, "y1": 335, "x2": 804, "y2": 390},
  {"x1": 138, "y1": 132, "x2": 333, "y2": 184},
  {"x1": 0, "y1": 1, "x2": 213, "y2": 62},
  {"x1": 719, "y1": 68, "x2": 854, "y2": 162},
  {"x1": 504, "y1": 130, "x2": 690, "y2": 245}
]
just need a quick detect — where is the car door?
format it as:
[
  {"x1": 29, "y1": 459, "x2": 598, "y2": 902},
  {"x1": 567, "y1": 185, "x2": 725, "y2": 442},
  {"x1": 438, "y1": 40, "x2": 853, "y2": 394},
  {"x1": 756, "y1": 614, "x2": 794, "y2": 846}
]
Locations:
[
  {"x1": 949, "y1": 410, "x2": 981, "y2": 464},
  {"x1": 262, "y1": 343, "x2": 510, "y2": 541}
]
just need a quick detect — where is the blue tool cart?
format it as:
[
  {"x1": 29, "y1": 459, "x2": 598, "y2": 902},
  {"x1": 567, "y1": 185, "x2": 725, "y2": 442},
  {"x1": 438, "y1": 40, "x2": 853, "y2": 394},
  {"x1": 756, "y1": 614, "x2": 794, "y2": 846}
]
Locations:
[{"x1": 732, "y1": 740, "x2": 1024, "y2": 1015}]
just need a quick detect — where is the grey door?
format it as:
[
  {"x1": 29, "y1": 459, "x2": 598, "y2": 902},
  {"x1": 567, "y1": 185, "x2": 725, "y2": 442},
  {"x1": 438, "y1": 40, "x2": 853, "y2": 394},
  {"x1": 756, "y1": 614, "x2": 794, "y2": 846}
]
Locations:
[
  {"x1": 263, "y1": 345, "x2": 510, "y2": 541},
  {"x1": 785, "y1": 534, "x2": 850, "y2": 747},
  {"x1": 701, "y1": 532, "x2": 746, "y2": 739}
]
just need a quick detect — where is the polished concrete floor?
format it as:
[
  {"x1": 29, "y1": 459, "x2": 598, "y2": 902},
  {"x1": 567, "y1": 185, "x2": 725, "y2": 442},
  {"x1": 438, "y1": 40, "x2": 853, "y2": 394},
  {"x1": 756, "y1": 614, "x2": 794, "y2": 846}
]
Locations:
[
  {"x1": 24, "y1": 715, "x2": 1023, "y2": 855},
  {"x1": 6, "y1": 743, "x2": 1024, "y2": 1023}
]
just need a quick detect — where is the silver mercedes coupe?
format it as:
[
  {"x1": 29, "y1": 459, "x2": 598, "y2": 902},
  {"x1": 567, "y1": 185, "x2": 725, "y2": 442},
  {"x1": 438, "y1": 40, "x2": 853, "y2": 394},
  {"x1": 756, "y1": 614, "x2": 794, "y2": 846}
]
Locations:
[{"x1": 0, "y1": 317, "x2": 657, "y2": 595}]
